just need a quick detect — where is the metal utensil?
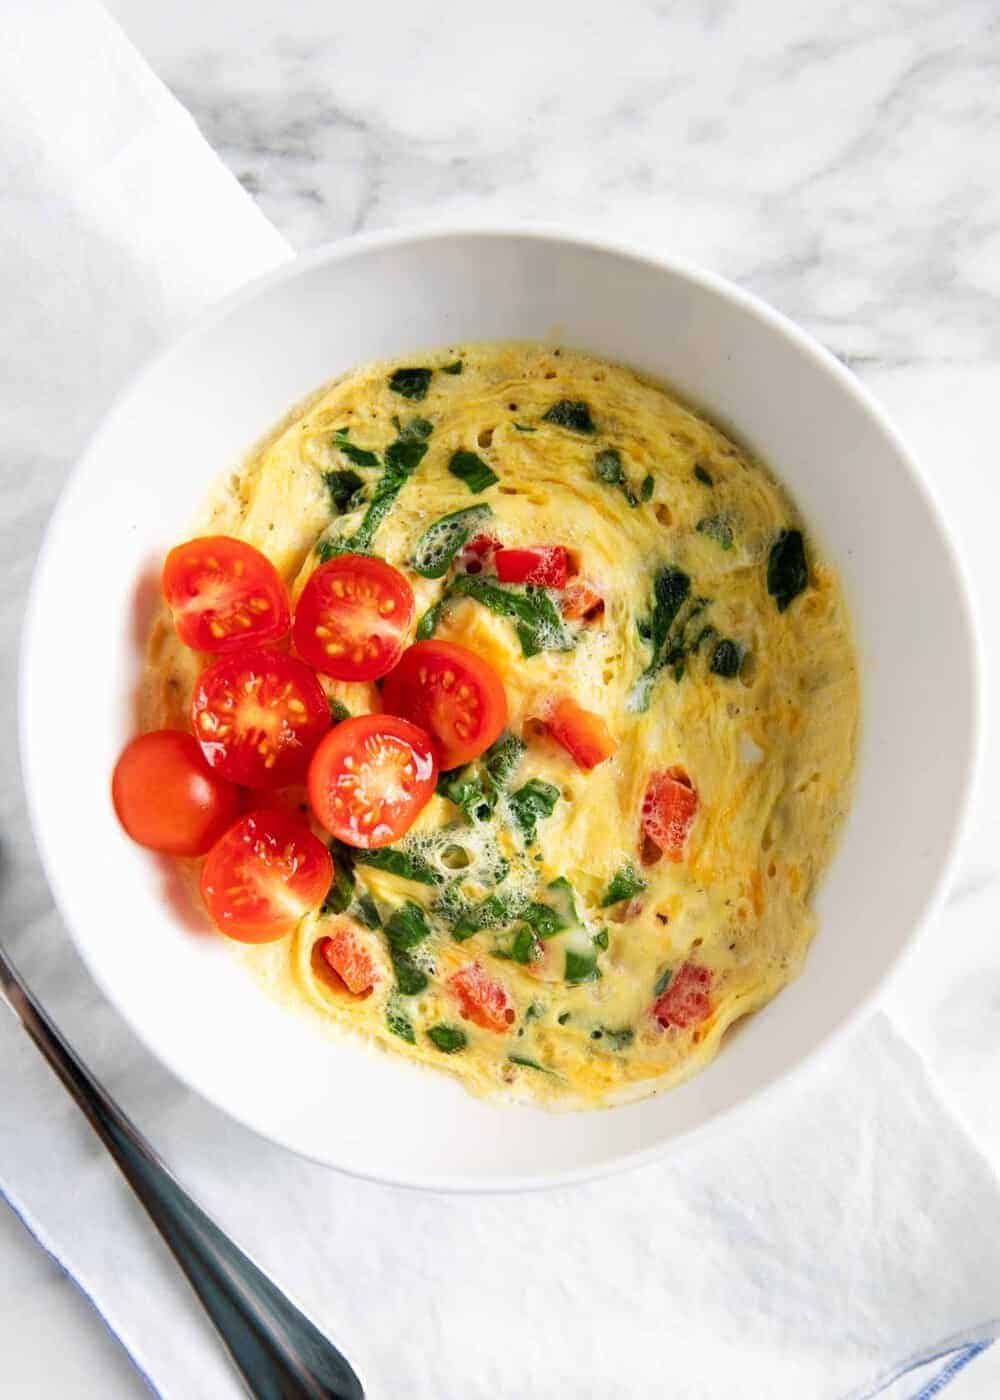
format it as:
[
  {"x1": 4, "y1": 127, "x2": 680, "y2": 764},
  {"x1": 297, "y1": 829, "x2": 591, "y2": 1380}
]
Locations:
[{"x1": 0, "y1": 944, "x2": 364, "y2": 1399}]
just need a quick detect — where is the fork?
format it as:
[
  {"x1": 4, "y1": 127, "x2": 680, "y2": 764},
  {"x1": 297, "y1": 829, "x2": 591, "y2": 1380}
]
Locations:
[{"x1": 0, "y1": 943, "x2": 364, "y2": 1399}]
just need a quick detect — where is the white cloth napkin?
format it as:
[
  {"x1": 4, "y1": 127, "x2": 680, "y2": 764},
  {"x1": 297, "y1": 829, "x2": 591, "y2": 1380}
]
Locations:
[{"x1": 2, "y1": 4, "x2": 998, "y2": 1397}]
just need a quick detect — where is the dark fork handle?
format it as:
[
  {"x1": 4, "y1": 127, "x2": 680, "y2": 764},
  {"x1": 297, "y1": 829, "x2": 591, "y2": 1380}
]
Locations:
[{"x1": 0, "y1": 946, "x2": 364, "y2": 1399}]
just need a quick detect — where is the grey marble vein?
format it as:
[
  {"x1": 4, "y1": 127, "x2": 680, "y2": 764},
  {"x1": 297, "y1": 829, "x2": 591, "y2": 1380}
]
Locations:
[{"x1": 102, "y1": 0, "x2": 1000, "y2": 369}]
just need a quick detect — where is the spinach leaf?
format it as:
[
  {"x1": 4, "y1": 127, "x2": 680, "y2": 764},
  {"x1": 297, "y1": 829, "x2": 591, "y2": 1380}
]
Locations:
[
  {"x1": 448, "y1": 575, "x2": 573, "y2": 657},
  {"x1": 391, "y1": 950, "x2": 428, "y2": 996},
  {"x1": 411, "y1": 504, "x2": 492, "y2": 579},
  {"x1": 344, "y1": 470, "x2": 408, "y2": 552},
  {"x1": 350, "y1": 844, "x2": 443, "y2": 886},
  {"x1": 415, "y1": 596, "x2": 445, "y2": 641},
  {"x1": 767, "y1": 528, "x2": 808, "y2": 612},
  {"x1": 529, "y1": 879, "x2": 604, "y2": 982},
  {"x1": 385, "y1": 901, "x2": 433, "y2": 949},
  {"x1": 386, "y1": 1000, "x2": 416, "y2": 1042},
  {"x1": 441, "y1": 360, "x2": 464, "y2": 375},
  {"x1": 427, "y1": 1024, "x2": 467, "y2": 1052},
  {"x1": 542, "y1": 399, "x2": 595, "y2": 433},
  {"x1": 439, "y1": 771, "x2": 492, "y2": 824},
  {"x1": 710, "y1": 638, "x2": 744, "y2": 678},
  {"x1": 352, "y1": 892, "x2": 381, "y2": 929},
  {"x1": 329, "y1": 698, "x2": 351, "y2": 724},
  {"x1": 694, "y1": 464, "x2": 714, "y2": 486},
  {"x1": 493, "y1": 926, "x2": 542, "y2": 964},
  {"x1": 321, "y1": 851, "x2": 355, "y2": 915},
  {"x1": 485, "y1": 732, "x2": 527, "y2": 787},
  {"x1": 594, "y1": 448, "x2": 624, "y2": 484},
  {"x1": 508, "y1": 1053, "x2": 553, "y2": 1073},
  {"x1": 520, "y1": 901, "x2": 562, "y2": 937},
  {"x1": 545, "y1": 876, "x2": 581, "y2": 932},
  {"x1": 508, "y1": 779, "x2": 560, "y2": 844},
  {"x1": 696, "y1": 514, "x2": 734, "y2": 550},
  {"x1": 452, "y1": 893, "x2": 516, "y2": 941},
  {"x1": 331, "y1": 428, "x2": 379, "y2": 468},
  {"x1": 438, "y1": 732, "x2": 526, "y2": 825},
  {"x1": 594, "y1": 448, "x2": 638, "y2": 507},
  {"x1": 564, "y1": 945, "x2": 600, "y2": 984},
  {"x1": 648, "y1": 566, "x2": 691, "y2": 650},
  {"x1": 319, "y1": 420, "x2": 432, "y2": 559},
  {"x1": 640, "y1": 474, "x2": 655, "y2": 501},
  {"x1": 384, "y1": 416, "x2": 433, "y2": 473},
  {"x1": 630, "y1": 567, "x2": 716, "y2": 710},
  {"x1": 653, "y1": 966, "x2": 673, "y2": 998},
  {"x1": 324, "y1": 468, "x2": 365, "y2": 512},
  {"x1": 659, "y1": 602, "x2": 711, "y2": 686},
  {"x1": 598, "y1": 1026, "x2": 634, "y2": 1050},
  {"x1": 448, "y1": 450, "x2": 498, "y2": 494},
  {"x1": 600, "y1": 865, "x2": 646, "y2": 907},
  {"x1": 389, "y1": 367, "x2": 433, "y2": 401}
]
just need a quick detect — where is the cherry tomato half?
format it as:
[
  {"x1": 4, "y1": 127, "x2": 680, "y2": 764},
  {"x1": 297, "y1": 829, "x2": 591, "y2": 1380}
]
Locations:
[
  {"x1": 494, "y1": 545, "x2": 569, "y2": 589},
  {"x1": 653, "y1": 961, "x2": 712, "y2": 1029},
  {"x1": 200, "y1": 808, "x2": 332, "y2": 943},
  {"x1": 641, "y1": 767, "x2": 699, "y2": 863},
  {"x1": 381, "y1": 640, "x2": 508, "y2": 768},
  {"x1": 191, "y1": 647, "x2": 330, "y2": 789},
  {"x1": 293, "y1": 554, "x2": 414, "y2": 681},
  {"x1": 162, "y1": 536, "x2": 290, "y2": 653},
  {"x1": 112, "y1": 729, "x2": 240, "y2": 855},
  {"x1": 546, "y1": 697, "x2": 616, "y2": 770},
  {"x1": 308, "y1": 714, "x2": 438, "y2": 849}
]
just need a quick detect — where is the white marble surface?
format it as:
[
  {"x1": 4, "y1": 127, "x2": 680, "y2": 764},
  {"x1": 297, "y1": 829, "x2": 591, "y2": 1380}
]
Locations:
[{"x1": 2, "y1": 0, "x2": 999, "y2": 1393}]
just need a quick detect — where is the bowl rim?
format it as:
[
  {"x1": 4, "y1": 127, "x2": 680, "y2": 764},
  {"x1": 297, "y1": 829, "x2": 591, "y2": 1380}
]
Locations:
[{"x1": 17, "y1": 221, "x2": 985, "y2": 1192}]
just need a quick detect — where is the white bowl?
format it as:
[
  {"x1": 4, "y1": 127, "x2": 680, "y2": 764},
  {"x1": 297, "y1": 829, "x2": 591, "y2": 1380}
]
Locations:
[{"x1": 19, "y1": 227, "x2": 981, "y2": 1190}]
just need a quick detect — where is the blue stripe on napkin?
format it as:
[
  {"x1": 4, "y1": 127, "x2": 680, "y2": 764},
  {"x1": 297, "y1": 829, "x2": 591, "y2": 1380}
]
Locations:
[{"x1": 850, "y1": 1323, "x2": 999, "y2": 1400}]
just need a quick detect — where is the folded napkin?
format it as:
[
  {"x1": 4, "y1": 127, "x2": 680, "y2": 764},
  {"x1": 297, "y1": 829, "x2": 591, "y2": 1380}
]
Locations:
[{"x1": 1, "y1": 4, "x2": 998, "y2": 1397}]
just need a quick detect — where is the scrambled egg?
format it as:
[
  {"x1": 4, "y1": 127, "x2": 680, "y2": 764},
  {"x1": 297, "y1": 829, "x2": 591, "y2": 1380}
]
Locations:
[{"x1": 144, "y1": 344, "x2": 858, "y2": 1108}]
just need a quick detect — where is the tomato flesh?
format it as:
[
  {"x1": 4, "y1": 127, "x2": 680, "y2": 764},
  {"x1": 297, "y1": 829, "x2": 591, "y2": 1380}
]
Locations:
[
  {"x1": 319, "y1": 921, "x2": 379, "y2": 997},
  {"x1": 191, "y1": 647, "x2": 330, "y2": 789},
  {"x1": 457, "y1": 532, "x2": 499, "y2": 575},
  {"x1": 494, "y1": 545, "x2": 569, "y2": 589},
  {"x1": 561, "y1": 579, "x2": 604, "y2": 621},
  {"x1": 449, "y1": 963, "x2": 515, "y2": 1032},
  {"x1": 653, "y1": 962, "x2": 712, "y2": 1029},
  {"x1": 162, "y1": 536, "x2": 290, "y2": 653},
  {"x1": 200, "y1": 809, "x2": 332, "y2": 943},
  {"x1": 308, "y1": 714, "x2": 437, "y2": 849},
  {"x1": 112, "y1": 729, "x2": 240, "y2": 855},
  {"x1": 381, "y1": 640, "x2": 508, "y2": 768},
  {"x1": 641, "y1": 767, "x2": 699, "y2": 862},
  {"x1": 547, "y1": 697, "x2": 616, "y2": 770},
  {"x1": 293, "y1": 554, "x2": 414, "y2": 681}
]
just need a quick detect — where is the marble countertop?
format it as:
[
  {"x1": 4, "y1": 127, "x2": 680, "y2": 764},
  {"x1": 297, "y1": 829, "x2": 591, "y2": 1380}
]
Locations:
[{"x1": 3, "y1": 0, "x2": 999, "y2": 1393}]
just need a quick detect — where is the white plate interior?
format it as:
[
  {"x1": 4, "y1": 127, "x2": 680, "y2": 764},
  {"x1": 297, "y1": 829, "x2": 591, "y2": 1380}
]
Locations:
[{"x1": 19, "y1": 230, "x2": 980, "y2": 1189}]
